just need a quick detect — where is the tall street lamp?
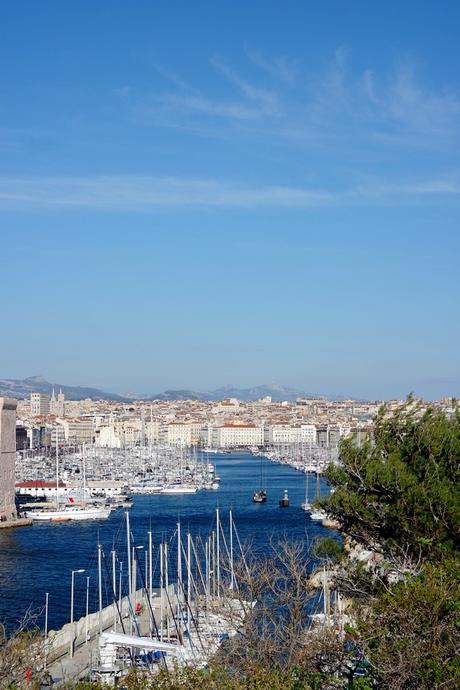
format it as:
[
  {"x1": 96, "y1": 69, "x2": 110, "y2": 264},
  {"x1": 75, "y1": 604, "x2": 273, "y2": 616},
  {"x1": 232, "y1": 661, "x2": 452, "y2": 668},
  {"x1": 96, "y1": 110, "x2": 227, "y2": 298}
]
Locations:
[
  {"x1": 85, "y1": 576, "x2": 90, "y2": 644},
  {"x1": 70, "y1": 569, "x2": 85, "y2": 658}
]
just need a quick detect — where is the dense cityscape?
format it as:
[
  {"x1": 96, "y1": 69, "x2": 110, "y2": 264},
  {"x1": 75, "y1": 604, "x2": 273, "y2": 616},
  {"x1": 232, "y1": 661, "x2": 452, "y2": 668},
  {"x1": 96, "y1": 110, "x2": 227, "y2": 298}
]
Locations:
[{"x1": 16, "y1": 388, "x2": 458, "y2": 451}]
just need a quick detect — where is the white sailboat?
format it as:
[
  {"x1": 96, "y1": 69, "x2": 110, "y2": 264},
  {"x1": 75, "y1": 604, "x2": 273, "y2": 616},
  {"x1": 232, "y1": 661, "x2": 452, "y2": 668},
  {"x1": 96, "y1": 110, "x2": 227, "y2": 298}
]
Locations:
[
  {"x1": 26, "y1": 442, "x2": 111, "y2": 521},
  {"x1": 301, "y1": 470, "x2": 312, "y2": 511},
  {"x1": 309, "y1": 465, "x2": 327, "y2": 521},
  {"x1": 28, "y1": 504, "x2": 111, "y2": 521}
]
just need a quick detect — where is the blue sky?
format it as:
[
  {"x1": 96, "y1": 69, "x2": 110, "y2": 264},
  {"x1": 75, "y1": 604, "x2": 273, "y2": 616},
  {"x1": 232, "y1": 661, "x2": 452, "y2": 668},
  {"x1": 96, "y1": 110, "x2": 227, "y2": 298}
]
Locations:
[{"x1": 1, "y1": 1, "x2": 459, "y2": 399}]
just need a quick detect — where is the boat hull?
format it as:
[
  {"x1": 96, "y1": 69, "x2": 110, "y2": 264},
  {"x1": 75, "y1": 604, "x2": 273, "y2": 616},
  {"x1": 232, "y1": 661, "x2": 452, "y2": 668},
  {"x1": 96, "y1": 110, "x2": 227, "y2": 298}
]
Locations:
[{"x1": 25, "y1": 507, "x2": 111, "y2": 521}]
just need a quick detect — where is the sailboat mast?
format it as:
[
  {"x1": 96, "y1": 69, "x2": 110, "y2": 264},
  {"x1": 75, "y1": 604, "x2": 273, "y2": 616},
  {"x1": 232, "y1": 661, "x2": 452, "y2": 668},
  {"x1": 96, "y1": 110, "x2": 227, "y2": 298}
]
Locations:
[
  {"x1": 216, "y1": 508, "x2": 220, "y2": 598},
  {"x1": 112, "y1": 547, "x2": 117, "y2": 630},
  {"x1": 229, "y1": 509, "x2": 234, "y2": 590},
  {"x1": 98, "y1": 542, "x2": 103, "y2": 635},
  {"x1": 82, "y1": 442, "x2": 87, "y2": 506},
  {"x1": 55, "y1": 434, "x2": 59, "y2": 509},
  {"x1": 126, "y1": 511, "x2": 132, "y2": 632},
  {"x1": 165, "y1": 543, "x2": 170, "y2": 639},
  {"x1": 187, "y1": 531, "x2": 191, "y2": 627},
  {"x1": 177, "y1": 521, "x2": 182, "y2": 602},
  {"x1": 148, "y1": 529, "x2": 153, "y2": 621},
  {"x1": 160, "y1": 543, "x2": 164, "y2": 641}
]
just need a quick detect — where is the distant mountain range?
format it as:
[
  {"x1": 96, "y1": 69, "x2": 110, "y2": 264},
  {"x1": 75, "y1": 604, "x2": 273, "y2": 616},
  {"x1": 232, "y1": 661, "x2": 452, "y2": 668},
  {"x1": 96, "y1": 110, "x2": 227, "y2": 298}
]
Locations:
[
  {"x1": 146, "y1": 383, "x2": 322, "y2": 402},
  {"x1": 0, "y1": 376, "x2": 128, "y2": 402},
  {"x1": 0, "y1": 377, "x2": 338, "y2": 402}
]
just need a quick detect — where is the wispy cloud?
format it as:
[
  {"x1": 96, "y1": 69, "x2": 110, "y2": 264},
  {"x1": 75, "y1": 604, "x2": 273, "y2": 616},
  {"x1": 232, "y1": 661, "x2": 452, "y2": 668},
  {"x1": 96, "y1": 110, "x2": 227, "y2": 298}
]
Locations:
[
  {"x1": 352, "y1": 176, "x2": 460, "y2": 201},
  {"x1": 130, "y1": 61, "x2": 273, "y2": 125},
  {"x1": 244, "y1": 47, "x2": 298, "y2": 86},
  {"x1": 210, "y1": 56, "x2": 281, "y2": 115},
  {"x1": 0, "y1": 174, "x2": 458, "y2": 211},
  {"x1": 138, "y1": 50, "x2": 460, "y2": 152},
  {"x1": 386, "y1": 64, "x2": 460, "y2": 137},
  {"x1": 158, "y1": 93, "x2": 260, "y2": 121},
  {"x1": 0, "y1": 176, "x2": 332, "y2": 209},
  {"x1": 305, "y1": 53, "x2": 460, "y2": 144}
]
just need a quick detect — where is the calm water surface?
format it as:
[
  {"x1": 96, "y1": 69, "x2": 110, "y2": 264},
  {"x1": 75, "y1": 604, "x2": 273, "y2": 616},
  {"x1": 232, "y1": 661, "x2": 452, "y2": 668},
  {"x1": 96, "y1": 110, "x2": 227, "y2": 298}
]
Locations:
[{"x1": 0, "y1": 452, "x2": 333, "y2": 632}]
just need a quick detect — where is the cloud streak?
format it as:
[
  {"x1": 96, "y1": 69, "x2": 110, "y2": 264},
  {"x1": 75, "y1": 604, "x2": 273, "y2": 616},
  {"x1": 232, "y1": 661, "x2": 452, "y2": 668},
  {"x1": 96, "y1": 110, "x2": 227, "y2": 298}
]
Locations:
[
  {"x1": 140, "y1": 51, "x2": 460, "y2": 154},
  {"x1": 210, "y1": 56, "x2": 281, "y2": 115},
  {"x1": 159, "y1": 93, "x2": 260, "y2": 121},
  {"x1": 0, "y1": 174, "x2": 458, "y2": 211},
  {"x1": 0, "y1": 176, "x2": 331, "y2": 209}
]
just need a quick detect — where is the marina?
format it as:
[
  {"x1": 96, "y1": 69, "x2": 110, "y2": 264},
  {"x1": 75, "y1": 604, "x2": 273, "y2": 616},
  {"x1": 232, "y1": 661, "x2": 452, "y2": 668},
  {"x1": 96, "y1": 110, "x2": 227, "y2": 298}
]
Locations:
[{"x1": 1, "y1": 451, "x2": 332, "y2": 637}]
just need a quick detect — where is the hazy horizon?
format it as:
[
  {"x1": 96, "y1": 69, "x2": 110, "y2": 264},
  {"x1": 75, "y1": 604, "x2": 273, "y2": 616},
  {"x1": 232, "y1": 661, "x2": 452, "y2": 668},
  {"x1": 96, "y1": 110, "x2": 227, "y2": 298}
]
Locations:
[{"x1": 1, "y1": 373, "x2": 458, "y2": 402}]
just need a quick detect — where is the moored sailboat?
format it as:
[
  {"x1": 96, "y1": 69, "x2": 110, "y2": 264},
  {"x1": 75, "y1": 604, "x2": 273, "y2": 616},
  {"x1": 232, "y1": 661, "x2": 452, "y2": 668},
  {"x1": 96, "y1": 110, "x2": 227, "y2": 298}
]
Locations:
[
  {"x1": 253, "y1": 489, "x2": 267, "y2": 503},
  {"x1": 253, "y1": 454, "x2": 268, "y2": 503},
  {"x1": 301, "y1": 470, "x2": 312, "y2": 511},
  {"x1": 25, "y1": 442, "x2": 111, "y2": 522}
]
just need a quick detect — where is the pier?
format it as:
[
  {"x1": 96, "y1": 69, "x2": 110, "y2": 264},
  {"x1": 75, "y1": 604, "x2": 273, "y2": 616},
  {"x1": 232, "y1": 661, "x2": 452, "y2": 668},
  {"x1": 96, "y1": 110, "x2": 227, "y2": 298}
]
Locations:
[
  {"x1": 0, "y1": 516, "x2": 32, "y2": 529},
  {"x1": 44, "y1": 586, "x2": 176, "y2": 684}
]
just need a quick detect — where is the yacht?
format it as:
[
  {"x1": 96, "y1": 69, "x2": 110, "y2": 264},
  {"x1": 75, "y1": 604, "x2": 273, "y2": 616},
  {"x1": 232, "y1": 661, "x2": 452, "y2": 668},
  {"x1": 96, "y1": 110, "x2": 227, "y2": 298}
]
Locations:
[
  {"x1": 25, "y1": 504, "x2": 111, "y2": 521},
  {"x1": 161, "y1": 485, "x2": 198, "y2": 495}
]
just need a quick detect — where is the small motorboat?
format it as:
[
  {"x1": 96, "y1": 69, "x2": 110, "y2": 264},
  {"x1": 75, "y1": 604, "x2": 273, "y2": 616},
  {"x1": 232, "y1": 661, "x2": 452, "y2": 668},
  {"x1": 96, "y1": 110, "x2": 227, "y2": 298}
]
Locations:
[{"x1": 253, "y1": 489, "x2": 267, "y2": 503}]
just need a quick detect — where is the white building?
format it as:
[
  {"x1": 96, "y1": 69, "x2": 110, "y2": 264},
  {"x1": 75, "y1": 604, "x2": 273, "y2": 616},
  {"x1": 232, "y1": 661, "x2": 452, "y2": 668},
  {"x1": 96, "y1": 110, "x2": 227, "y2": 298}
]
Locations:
[
  {"x1": 266, "y1": 424, "x2": 317, "y2": 445},
  {"x1": 30, "y1": 392, "x2": 50, "y2": 416},
  {"x1": 145, "y1": 420, "x2": 160, "y2": 444},
  {"x1": 95, "y1": 424, "x2": 121, "y2": 448},
  {"x1": 59, "y1": 418, "x2": 94, "y2": 443},
  {"x1": 164, "y1": 423, "x2": 192, "y2": 445},
  {"x1": 49, "y1": 423, "x2": 66, "y2": 445},
  {"x1": 15, "y1": 480, "x2": 67, "y2": 500},
  {"x1": 214, "y1": 424, "x2": 264, "y2": 448},
  {"x1": 159, "y1": 422, "x2": 203, "y2": 446}
]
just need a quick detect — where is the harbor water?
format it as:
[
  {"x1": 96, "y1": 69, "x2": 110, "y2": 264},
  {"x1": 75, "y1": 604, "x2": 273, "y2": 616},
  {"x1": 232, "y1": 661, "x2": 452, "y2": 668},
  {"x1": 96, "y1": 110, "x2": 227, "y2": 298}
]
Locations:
[{"x1": 0, "y1": 452, "x2": 333, "y2": 633}]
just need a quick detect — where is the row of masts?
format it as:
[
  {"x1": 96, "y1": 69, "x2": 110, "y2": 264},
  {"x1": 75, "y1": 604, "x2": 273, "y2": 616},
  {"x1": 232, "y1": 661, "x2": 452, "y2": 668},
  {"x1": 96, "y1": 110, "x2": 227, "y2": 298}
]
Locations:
[
  {"x1": 18, "y1": 441, "x2": 218, "y2": 496},
  {"x1": 81, "y1": 507, "x2": 243, "y2": 643},
  {"x1": 253, "y1": 442, "x2": 338, "y2": 472}
]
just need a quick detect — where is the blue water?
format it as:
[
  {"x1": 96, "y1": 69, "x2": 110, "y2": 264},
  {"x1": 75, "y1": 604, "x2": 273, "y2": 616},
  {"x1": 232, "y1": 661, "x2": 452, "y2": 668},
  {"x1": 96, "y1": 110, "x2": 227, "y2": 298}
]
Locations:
[{"x1": 0, "y1": 452, "x2": 333, "y2": 633}]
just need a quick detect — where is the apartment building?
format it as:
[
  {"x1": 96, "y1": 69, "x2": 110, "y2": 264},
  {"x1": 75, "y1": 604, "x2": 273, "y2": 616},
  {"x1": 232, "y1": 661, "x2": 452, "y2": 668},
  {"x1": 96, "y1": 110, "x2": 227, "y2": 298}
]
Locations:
[
  {"x1": 60, "y1": 418, "x2": 94, "y2": 443},
  {"x1": 214, "y1": 423, "x2": 264, "y2": 448},
  {"x1": 164, "y1": 422, "x2": 191, "y2": 445},
  {"x1": 266, "y1": 424, "x2": 317, "y2": 445},
  {"x1": 30, "y1": 392, "x2": 50, "y2": 415}
]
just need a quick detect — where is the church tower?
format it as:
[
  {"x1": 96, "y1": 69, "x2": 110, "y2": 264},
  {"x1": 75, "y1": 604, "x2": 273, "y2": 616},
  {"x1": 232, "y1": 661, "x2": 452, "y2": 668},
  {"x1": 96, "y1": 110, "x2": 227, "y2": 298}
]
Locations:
[{"x1": 57, "y1": 388, "x2": 65, "y2": 417}]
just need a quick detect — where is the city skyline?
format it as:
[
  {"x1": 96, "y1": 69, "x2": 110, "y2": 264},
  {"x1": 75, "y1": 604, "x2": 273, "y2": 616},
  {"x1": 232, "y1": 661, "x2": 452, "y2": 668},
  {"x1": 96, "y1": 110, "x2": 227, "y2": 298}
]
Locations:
[{"x1": 1, "y1": 2, "x2": 459, "y2": 400}]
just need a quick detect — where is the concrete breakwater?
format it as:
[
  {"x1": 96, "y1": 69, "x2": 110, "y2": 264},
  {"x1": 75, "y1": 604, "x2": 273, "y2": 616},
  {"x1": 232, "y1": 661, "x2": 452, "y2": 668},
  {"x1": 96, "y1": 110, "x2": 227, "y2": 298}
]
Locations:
[
  {"x1": 0, "y1": 516, "x2": 32, "y2": 529},
  {"x1": 45, "y1": 585, "x2": 176, "y2": 684}
]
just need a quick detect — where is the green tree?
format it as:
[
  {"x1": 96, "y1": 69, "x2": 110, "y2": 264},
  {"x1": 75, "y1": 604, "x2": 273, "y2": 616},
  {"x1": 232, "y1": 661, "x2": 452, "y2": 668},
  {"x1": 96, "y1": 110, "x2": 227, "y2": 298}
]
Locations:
[
  {"x1": 312, "y1": 537, "x2": 344, "y2": 562},
  {"x1": 318, "y1": 401, "x2": 460, "y2": 689},
  {"x1": 358, "y1": 559, "x2": 460, "y2": 689},
  {"x1": 321, "y1": 401, "x2": 460, "y2": 565}
]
